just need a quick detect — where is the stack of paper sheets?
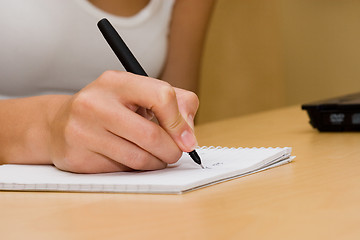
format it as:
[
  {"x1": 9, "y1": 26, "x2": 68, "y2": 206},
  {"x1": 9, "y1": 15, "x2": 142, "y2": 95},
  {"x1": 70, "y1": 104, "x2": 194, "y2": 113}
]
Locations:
[{"x1": 0, "y1": 146, "x2": 294, "y2": 194}]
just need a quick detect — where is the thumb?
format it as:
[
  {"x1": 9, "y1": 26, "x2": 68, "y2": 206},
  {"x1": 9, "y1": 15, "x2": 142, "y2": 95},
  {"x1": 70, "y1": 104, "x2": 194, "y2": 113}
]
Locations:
[
  {"x1": 174, "y1": 87, "x2": 199, "y2": 131},
  {"x1": 149, "y1": 86, "x2": 198, "y2": 153},
  {"x1": 159, "y1": 111, "x2": 198, "y2": 153},
  {"x1": 117, "y1": 74, "x2": 198, "y2": 152}
]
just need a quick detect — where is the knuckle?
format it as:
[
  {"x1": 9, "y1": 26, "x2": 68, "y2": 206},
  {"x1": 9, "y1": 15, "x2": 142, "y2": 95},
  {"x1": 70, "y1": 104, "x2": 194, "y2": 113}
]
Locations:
[
  {"x1": 143, "y1": 125, "x2": 161, "y2": 142},
  {"x1": 180, "y1": 91, "x2": 199, "y2": 109},
  {"x1": 55, "y1": 150, "x2": 85, "y2": 173},
  {"x1": 132, "y1": 161, "x2": 147, "y2": 170},
  {"x1": 98, "y1": 70, "x2": 128, "y2": 87},
  {"x1": 187, "y1": 92, "x2": 200, "y2": 108},
  {"x1": 167, "y1": 112, "x2": 183, "y2": 130},
  {"x1": 167, "y1": 149, "x2": 183, "y2": 164},
  {"x1": 157, "y1": 83, "x2": 176, "y2": 107},
  {"x1": 99, "y1": 70, "x2": 118, "y2": 81},
  {"x1": 71, "y1": 92, "x2": 95, "y2": 115},
  {"x1": 126, "y1": 151, "x2": 149, "y2": 170},
  {"x1": 63, "y1": 157, "x2": 83, "y2": 172}
]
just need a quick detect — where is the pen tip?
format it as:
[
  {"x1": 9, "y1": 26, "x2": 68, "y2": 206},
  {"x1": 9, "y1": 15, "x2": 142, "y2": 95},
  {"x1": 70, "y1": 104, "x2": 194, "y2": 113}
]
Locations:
[{"x1": 188, "y1": 150, "x2": 203, "y2": 168}]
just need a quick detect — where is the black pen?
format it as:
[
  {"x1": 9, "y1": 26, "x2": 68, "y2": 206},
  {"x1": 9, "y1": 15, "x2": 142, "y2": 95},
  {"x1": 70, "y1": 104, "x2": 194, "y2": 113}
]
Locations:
[{"x1": 97, "y1": 18, "x2": 204, "y2": 169}]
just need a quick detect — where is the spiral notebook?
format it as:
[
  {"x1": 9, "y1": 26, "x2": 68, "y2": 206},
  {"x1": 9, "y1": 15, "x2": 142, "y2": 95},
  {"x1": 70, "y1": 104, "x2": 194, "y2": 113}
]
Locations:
[{"x1": 0, "y1": 146, "x2": 294, "y2": 194}]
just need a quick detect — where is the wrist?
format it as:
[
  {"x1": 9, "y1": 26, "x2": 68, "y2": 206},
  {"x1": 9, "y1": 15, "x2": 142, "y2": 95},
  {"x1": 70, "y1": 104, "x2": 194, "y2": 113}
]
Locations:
[
  {"x1": 44, "y1": 95, "x2": 72, "y2": 165},
  {"x1": 0, "y1": 95, "x2": 70, "y2": 165}
]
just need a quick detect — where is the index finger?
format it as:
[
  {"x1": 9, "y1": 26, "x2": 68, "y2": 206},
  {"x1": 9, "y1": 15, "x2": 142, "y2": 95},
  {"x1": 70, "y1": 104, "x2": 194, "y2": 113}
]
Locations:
[{"x1": 113, "y1": 72, "x2": 198, "y2": 152}]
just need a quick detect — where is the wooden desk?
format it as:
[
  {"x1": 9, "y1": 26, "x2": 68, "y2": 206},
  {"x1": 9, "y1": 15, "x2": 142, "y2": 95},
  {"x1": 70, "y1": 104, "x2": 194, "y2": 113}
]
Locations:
[{"x1": 1, "y1": 106, "x2": 359, "y2": 239}]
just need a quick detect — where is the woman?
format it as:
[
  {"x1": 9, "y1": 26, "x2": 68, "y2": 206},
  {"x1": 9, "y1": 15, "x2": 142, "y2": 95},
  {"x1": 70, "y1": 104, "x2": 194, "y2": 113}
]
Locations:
[{"x1": 0, "y1": 0, "x2": 214, "y2": 173}]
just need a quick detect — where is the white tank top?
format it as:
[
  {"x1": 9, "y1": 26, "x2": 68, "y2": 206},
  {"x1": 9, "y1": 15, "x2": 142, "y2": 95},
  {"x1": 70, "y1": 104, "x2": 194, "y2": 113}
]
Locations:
[{"x1": 0, "y1": 0, "x2": 175, "y2": 98}]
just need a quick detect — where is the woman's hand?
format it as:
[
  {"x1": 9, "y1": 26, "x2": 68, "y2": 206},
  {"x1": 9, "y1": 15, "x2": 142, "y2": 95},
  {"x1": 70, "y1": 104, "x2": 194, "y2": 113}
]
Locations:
[{"x1": 48, "y1": 71, "x2": 199, "y2": 173}]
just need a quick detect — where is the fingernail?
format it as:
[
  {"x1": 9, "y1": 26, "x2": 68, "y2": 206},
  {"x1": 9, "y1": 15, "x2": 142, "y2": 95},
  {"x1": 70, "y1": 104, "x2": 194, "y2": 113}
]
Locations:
[
  {"x1": 181, "y1": 130, "x2": 198, "y2": 151},
  {"x1": 146, "y1": 109, "x2": 155, "y2": 120}
]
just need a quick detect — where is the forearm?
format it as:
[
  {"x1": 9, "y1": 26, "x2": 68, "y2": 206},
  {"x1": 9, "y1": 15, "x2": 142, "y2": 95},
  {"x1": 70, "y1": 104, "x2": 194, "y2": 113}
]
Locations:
[{"x1": 0, "y1": 95, "x2": 69, "y2": 165}]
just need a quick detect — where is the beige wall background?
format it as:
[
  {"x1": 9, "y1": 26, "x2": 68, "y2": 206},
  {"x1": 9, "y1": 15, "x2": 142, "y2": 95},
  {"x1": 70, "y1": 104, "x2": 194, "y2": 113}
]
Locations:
[{"x1": 197, "y1": 0, "x2": 360, "y2": 123}]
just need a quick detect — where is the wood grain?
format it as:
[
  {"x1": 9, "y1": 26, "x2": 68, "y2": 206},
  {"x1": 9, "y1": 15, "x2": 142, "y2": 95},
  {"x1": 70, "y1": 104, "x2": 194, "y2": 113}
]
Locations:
[{"x1": 1, "y1": 106, "x2": 359, "y2": 240}]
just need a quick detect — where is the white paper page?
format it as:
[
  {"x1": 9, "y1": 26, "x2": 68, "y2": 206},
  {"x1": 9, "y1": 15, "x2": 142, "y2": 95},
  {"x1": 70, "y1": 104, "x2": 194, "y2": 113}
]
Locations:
[{"x1": 0, "y1": 147, "x2": 293, "y2": 193}]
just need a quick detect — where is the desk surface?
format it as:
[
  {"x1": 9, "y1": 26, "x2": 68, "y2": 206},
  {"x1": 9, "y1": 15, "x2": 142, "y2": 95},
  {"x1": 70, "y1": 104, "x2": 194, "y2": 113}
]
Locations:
[{"x1": 1, "y1": 106, "x2": 359, "y2": 240}]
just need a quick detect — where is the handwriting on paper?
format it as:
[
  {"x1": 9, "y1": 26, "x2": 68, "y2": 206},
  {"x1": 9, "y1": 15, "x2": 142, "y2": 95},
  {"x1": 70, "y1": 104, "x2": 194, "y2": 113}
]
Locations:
[{"x1": 205, "y1": 162, "x2": 224, "y2": 169}]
